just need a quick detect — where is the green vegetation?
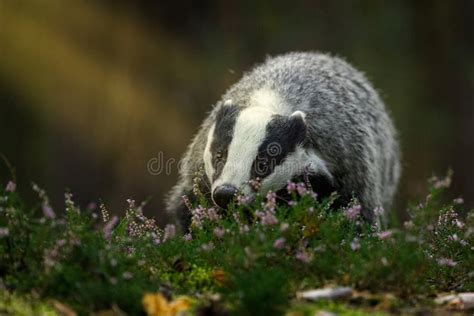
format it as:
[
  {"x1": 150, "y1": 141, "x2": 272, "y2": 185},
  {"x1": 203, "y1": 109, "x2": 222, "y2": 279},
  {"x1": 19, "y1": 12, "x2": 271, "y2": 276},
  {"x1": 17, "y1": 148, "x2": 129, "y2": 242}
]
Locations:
[{"x1": 0, "y1": 173, "x2": 472, "y2": 315}]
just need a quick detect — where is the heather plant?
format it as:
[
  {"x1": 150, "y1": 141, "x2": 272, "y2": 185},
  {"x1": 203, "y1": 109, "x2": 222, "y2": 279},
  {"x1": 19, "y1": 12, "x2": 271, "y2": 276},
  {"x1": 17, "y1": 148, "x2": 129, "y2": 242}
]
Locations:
[{"x1": 0, "y1": 173, "x2": 472, "y2": 315}]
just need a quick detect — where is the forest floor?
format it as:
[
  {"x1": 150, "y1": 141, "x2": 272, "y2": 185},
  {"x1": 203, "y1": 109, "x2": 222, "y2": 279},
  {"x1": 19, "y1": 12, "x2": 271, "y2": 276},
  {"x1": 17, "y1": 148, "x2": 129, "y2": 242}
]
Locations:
[{"x1": 0, "y1": 172, "x2": 472, "y2": 315}]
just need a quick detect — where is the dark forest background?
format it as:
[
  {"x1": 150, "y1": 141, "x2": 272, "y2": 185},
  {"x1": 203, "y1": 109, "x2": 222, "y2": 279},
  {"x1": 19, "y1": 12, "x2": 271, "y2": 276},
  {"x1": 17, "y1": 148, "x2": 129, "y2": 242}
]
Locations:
[{"x1": 0, "y1": 1, "x2": 473, "y2": 224}]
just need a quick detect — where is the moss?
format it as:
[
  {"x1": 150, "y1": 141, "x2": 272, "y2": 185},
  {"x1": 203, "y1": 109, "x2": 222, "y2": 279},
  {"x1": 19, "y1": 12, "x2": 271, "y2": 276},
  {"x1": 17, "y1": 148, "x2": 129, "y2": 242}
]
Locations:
[{"x1": 0, "y1": 291, "x2": 58, "y2": 316}]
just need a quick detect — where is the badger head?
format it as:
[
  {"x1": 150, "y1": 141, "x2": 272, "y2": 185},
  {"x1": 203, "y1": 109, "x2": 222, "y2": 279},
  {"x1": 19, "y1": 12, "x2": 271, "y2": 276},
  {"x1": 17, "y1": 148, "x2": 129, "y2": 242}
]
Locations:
[{"x1": 203, "y1": 99, "x2": 332, "y2": 209}]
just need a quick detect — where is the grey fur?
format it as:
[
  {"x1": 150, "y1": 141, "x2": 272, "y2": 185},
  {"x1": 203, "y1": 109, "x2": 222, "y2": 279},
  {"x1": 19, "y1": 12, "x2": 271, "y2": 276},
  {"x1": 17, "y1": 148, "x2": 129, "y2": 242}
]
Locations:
[{"x1": 166, "y1": 52, "x2": 401, "y2": 227}]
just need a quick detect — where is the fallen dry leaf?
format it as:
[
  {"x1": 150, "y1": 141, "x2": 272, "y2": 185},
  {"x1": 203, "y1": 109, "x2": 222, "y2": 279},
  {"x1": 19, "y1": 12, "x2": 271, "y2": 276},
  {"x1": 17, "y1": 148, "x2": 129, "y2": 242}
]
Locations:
[
  {"x1": 211, "y1": 269, "x2": 226, "y2": 286},
  {"x1": 142, "y1": 293, "x2": 192, "y2": 316}
]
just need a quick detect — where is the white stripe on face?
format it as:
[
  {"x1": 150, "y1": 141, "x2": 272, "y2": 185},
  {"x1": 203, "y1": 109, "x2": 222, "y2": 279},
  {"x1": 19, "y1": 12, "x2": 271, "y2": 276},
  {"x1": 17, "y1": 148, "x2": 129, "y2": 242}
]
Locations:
[
  {"x1": 203, "y1": 123, "x2": 216, "y2": 182},
  {"x1": 250, "y1": 88, "x2": 289, "y2": 114},
  {"x1": 212, "y1": 107, "x2": 274, "y2": 191}
]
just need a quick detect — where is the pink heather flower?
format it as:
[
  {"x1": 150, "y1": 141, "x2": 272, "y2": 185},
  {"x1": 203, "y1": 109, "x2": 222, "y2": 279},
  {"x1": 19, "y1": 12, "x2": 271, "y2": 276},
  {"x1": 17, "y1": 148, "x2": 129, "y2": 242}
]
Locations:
[
  {"x1": 213, "y1": 227, "x2": 225, "y2": 238},
  {"x1": 126, "y1": 198, "x2": 136, "y2": 209},
  {"x1": 377, "y1": 230, "x2": 394, "y2": 240},
  {"x1": 288, "y1": 200, "x2": 297, "y2": 207},
  {"x1": 453, "y1": 197, "x2": 464, "y2": 205},
  {"x1": 261, "y1": 212, "x2": 278, "y2": 226},
  {"x1": 233, "y1": 212, "x2": 243, "y2": 224},
  {"x1": 263, "y1": 191, "x2": 277, "y2": 212},
  {"x1": 0, "y1": 227, "x2": 9, "y2": 238},
  {"x1": 206, "y1": 207, "x2": 220, "y2": 221},
  {"x1": 56, "y1": 239, "x2": 67, "y2": 247},
  {"x1": 42, "y1": 204, "x2": 56, "y2": 219},
  {"x1": 273, "y1": 237, "x2": 286, "y2": 249},
  {"x1": 248, "y1": 178, "x2": 261, "y2": 191},
  {"x1": 454, "y1": 219, "x2": 465, "y2": 229},
  {"x1": 190, "y1": 205, "x2": 206, "y2": 228},
  {"x1": 350, "y1": 238, "x2": 361, "y2": 251},
  {"x1": 183, "y1": 233, "x2": 193, "y2": 241},
  {"x1": 437, "y1": 258, "x2": 457, "y2": 267},
  {"x1": 286, "y1": 181, "x2": 297, "y2": 193},
  {"x1": 236, "y1": 194, "x2": 250, "y2": 206},
  {"x1": 296, "y1": 182, "x2": 307, "y2": 196},
  {"x1": 100, "y1": 203, "x2": 110, "y2": 222},
  {"x1": 266, "y1": 191, "x2": 277, "y2": 204},
  {"x1": 103, "y1": 216, "x2": 119, "y2": 239},
  {"x1": 5, "y1": 181, "x2": 16, "y2": 193},
  {"x1": 437, "y1": 208, "x2": 461, "y2": 229},
  {"x1": 181, "y1": 195, "x2": 193, "y2": 210},
  {"x1": 262, "y1": 202, "x2": 276, "y2": 212},
  {"x1": 344, "y1": 204, "x2": 362, "y2": 221},
  {"x1": 295, "y1": 251, "x2": 312, "y2": 263},
  {"x1": 374, "y1": 207, "x2": 385, "y2": 217},
  {"x1": 193, "y1": 205, "x2": 205, "y2": 215},
  {"x1": 64, "y1": 192, "x2": 76, "y2": 211},
  {"x1": 163, "y1": 224, "x2": 176, "y2": 241}
]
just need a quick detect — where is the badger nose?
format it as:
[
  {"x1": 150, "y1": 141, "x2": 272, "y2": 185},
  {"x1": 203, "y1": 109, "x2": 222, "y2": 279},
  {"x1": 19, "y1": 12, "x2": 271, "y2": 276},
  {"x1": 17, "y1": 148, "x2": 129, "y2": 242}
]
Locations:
[{"x1": 213, "y1": 184, "x2": 238, "y2": 208}]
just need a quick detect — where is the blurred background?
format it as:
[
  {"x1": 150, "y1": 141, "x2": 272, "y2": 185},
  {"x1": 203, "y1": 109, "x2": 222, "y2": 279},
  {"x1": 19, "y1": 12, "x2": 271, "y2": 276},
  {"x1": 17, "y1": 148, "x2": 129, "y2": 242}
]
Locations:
[{"x1": 0, "y1": 0, "x2": 473, "y2": 224}]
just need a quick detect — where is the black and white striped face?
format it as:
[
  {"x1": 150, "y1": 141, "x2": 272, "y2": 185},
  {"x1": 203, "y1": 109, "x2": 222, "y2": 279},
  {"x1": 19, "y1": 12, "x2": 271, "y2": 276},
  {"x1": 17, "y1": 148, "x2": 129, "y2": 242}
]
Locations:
[{"x1": 203, "y1": 99, "x2": 329, "y2": 209}]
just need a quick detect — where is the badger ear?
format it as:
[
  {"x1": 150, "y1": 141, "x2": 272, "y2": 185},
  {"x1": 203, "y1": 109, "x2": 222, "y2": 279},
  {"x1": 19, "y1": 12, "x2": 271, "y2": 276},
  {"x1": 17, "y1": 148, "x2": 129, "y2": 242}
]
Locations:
[
  {"x1": 288, "y1": 110, "x2": 308, "y2": 144},
  {"x1": 215, "y1": 99, "x2": 239, "y2": 124},
  {"x1": 290, "y1": 110, "x2": 306, "y2": 121}
]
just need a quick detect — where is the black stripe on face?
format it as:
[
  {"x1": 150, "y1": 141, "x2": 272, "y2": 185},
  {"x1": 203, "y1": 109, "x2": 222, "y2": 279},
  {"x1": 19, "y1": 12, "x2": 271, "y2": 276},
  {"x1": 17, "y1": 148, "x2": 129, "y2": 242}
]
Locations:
[
  {"x1": 251, "y1": 114, "x2": 307, "y2": 180},
  {"x1": 210, "y1": 103, "x2": 240, "y2": 181}
]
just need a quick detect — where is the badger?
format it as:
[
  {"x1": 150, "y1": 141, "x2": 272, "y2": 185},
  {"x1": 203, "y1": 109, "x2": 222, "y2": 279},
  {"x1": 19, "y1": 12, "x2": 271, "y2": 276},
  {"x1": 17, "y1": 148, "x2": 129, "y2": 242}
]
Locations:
[{"x1": 166, "y1": 52, "x2": 401, "y2": 228}]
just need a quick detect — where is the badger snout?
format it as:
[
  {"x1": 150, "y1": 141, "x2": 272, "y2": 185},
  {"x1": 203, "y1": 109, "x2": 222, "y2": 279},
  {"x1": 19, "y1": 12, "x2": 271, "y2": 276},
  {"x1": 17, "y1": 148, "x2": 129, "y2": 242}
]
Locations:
[{"x1": 212, "y1": 184, "x2": 238, "y2": 208}]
